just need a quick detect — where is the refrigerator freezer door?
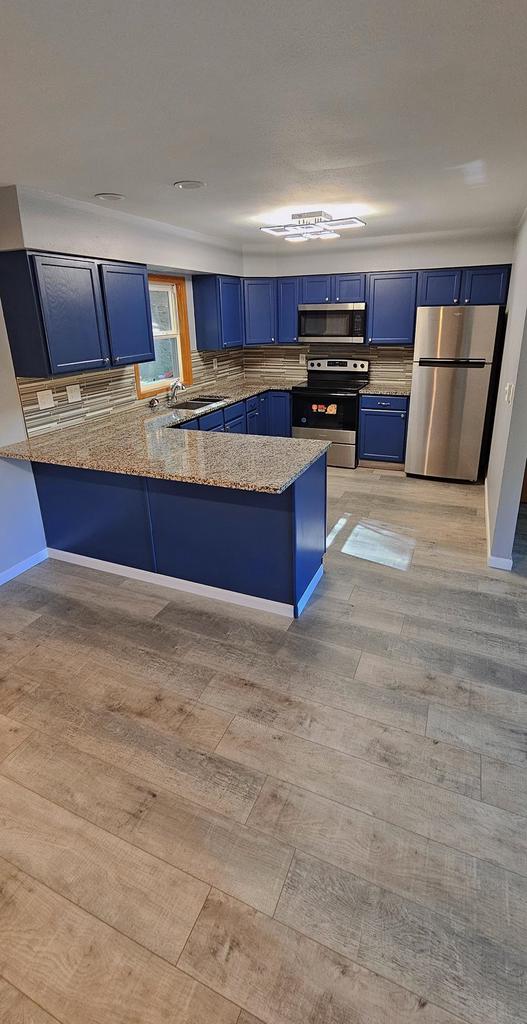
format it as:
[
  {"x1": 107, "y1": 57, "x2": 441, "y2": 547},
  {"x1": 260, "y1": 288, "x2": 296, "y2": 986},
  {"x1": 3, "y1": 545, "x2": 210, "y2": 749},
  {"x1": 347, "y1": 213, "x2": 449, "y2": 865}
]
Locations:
[
  {"x1": 414, "y1": 305, "x2": 499, "y2": 362},
  {"x1": 405, "y1": 363, "x2": 492, "y2": 480}
]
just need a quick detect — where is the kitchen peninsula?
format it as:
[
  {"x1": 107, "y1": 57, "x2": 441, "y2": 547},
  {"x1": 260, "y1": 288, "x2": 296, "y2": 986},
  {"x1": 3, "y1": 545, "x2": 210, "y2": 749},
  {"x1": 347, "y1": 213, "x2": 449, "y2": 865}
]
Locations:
[{"x1": 0, "y1": 386, "x2": 329, "y2": 617}]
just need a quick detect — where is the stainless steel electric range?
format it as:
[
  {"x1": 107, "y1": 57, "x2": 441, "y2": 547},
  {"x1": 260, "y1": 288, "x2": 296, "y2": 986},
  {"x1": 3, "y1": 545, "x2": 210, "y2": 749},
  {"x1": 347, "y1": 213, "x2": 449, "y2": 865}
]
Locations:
[{"x1": 291, "y1": 357, "x2": 369, "y2": 468}]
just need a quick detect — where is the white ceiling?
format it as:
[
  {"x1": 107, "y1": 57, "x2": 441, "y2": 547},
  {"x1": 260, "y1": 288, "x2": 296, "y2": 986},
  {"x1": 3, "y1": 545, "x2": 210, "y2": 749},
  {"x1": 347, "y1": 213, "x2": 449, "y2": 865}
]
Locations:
[{"x1": 1, "y1": 0, "x2": 527, "y2": 253}]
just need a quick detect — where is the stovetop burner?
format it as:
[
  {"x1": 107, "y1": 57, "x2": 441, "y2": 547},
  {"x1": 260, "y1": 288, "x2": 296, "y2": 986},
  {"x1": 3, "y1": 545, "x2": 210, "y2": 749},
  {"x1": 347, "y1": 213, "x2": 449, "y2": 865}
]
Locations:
[{"x1": 292, "y1": 356, "x2": 370, "y2": 395}]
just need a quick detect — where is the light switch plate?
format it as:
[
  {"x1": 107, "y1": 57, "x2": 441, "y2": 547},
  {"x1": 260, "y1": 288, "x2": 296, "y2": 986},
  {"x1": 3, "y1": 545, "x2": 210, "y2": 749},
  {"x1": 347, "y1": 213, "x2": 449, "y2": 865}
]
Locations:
[
  {"x1": 36, "y1": 389, "x2": 55, "y2": 410},
  {"x1": 66, "y1": 384, "x2": 82, "y2": 403}
]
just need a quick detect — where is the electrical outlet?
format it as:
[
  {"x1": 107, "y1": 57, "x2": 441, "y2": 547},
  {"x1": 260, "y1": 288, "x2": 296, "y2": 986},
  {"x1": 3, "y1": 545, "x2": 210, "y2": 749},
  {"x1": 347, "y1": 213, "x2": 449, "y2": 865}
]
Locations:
[
  {"x1": 66, "y1": 384, "x2": 82, "y2": 403},
  {"x1": 505, "y1": 382, "x2": 515, "y2": 405},
  {"x1": 212, "y1": 357, "x2": 218, "y2": 371},
  {"x1": 299, "y1": 352, "x2": 306, "y2": 365},
  {"x1": 37, "y1": 389, "x2": 55, "y2": 410}
]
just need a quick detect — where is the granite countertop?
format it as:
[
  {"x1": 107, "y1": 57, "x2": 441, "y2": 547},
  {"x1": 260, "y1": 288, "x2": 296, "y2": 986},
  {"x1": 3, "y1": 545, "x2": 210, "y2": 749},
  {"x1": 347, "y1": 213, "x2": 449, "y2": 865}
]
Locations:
[
  {"x1": 360, "y1": 384, "x2": 411, "y2": 396},
  {"x1": 0, "y1": 377, "x2": 330, "y2": 494}
]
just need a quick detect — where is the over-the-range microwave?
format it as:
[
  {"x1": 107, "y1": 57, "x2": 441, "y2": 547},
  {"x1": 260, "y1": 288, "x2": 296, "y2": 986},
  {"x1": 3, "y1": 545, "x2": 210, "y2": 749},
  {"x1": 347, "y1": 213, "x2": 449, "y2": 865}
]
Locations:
[{"x1": 298, "y1": 302, "x2": 366, "y2": 344}]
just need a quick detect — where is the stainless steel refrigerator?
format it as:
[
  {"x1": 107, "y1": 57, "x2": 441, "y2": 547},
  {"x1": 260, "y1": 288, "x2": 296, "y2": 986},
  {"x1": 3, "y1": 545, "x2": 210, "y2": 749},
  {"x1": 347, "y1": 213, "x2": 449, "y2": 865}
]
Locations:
[{"x1": 405, "y1": 305, "x2": 500, "y2": 481}]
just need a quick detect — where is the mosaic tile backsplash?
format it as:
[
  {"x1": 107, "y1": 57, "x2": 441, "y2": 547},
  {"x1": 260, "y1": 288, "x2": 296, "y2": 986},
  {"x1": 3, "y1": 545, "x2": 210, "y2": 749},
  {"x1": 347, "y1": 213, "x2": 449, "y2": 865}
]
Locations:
[{"x1": 18, "y1": 345, "x2": 413, "y2": 437}]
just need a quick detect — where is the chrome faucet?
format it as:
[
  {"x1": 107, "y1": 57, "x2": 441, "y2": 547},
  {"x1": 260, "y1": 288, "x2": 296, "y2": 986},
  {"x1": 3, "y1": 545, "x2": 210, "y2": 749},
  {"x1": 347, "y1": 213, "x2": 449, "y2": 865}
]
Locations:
[{"x1": 167, "y1": 379, "x2": 186, "y2": 405}]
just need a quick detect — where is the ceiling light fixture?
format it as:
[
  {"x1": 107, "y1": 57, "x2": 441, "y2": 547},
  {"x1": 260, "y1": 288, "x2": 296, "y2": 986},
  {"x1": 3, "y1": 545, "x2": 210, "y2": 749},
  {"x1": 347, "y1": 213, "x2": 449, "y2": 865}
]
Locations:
[
  {"x1": 173, "y1": 180, "x2": 205, "y2": 190},
  {"x1": 261, "y1": 210, "x2": 366, "y2": 242},
  {"x1": 94, "y1": 192, "x2": 126, "y2": 201}
]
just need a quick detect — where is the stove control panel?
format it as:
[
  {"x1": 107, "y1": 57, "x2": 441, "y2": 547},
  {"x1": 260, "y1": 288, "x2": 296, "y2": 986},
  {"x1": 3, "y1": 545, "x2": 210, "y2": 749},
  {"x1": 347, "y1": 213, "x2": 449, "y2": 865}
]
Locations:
[{"x1": 308, "y1": 358, "x2": 369, "y2": 373}]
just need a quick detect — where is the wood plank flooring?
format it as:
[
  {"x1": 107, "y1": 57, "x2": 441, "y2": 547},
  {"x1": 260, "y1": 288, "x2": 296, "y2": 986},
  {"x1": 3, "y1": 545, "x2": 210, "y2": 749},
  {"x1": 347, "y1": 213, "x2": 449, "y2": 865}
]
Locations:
[{"x1": 0, "y1": 466, "x2": 526, "y2": 1024}]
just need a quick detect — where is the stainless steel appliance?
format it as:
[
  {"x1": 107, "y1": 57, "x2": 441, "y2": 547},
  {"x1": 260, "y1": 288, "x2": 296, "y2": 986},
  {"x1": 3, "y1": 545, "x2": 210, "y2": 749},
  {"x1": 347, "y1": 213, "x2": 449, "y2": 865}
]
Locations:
[
  {"x1": 298, "y1": 302, "x2": 366, "y2": 344},
  {"x1": 405, "y1": 305, "x2": 500, "y2": 481},
  {"x1": 292, "y1": 357, "x2": 369, "y2": 468}
]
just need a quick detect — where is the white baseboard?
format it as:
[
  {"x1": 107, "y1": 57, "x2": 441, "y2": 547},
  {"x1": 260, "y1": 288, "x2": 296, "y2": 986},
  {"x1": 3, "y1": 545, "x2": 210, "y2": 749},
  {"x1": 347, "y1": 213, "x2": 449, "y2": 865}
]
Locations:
[
  {"x1": 0, "y1": 548, "x2": 48, "y2": 586},
  {"x1": 47, "y1": 548, "x2": 295, "y2": 617},
  {"x1": 484, "y1": 480, "x2": 512, "y2": 572},
  {"x1": 487, "y1": 554, "x2": 513, "y2": 571}
]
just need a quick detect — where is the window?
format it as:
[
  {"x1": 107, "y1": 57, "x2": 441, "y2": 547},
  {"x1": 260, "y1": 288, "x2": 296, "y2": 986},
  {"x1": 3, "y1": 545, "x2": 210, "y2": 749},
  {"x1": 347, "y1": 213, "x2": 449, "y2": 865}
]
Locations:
[{"x1": 135, "y1": 276, "x2": 192, "y2": 397}]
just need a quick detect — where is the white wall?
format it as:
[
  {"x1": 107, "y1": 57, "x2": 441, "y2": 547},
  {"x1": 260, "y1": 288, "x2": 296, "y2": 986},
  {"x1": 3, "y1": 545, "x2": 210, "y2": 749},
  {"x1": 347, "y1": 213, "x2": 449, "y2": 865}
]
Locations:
[
  {"x1": 15, "y1": 187, "x2": 243, "y2": 275},
  {"x1": 242, "y1": 229, "x2": 514, "y2": 277},
  {"x1": 486, "y1": 213, "x2": 527, "y2": 568},
  {"x1": 0, "y1": 308, "x2": 46, "y2": 582}
]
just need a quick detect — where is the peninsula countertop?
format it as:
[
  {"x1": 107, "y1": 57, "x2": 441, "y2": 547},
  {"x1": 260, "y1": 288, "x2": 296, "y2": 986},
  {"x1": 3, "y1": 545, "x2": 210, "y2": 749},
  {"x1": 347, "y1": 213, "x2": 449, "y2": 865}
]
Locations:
[{"x1": 0, "y1": 377, "x2": 330, "y2": 494}]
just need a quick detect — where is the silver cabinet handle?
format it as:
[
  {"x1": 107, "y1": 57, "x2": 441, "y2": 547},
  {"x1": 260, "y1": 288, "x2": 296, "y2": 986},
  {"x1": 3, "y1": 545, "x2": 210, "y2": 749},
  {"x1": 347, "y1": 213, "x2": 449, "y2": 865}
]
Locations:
[
  {"x1": 104, "y1": 357, "x2": 110, "y2": 364},
  {"x1": 453, "y1": 298, "x2": 458, "y2": 303},
  {"x1": 464, "y1": 298, "x2": 469, "y2": 303},
  {"x1": 115, "y1": 356, "x2": 120, "y2": 362},
  {"x1": 271, "y1": 337, "x2": 275, "y2": 342}
]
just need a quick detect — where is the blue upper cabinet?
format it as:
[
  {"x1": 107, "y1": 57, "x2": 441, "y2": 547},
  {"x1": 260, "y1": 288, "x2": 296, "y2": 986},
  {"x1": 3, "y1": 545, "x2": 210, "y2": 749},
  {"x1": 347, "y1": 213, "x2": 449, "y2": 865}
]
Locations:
[
  {"x1": 99, "y1": 262, "x2": 155, "y2": 366},
  {"x1": 333, "y1": 273, "x2": 365, "y2": 302},
  {"x1": 417, "y1": 268, "x2": 462, "y2": 306},
  {"x1": 33, "y1": 254, "x2": 111, "y2": 374},
  {"x1": 193, "y1": 275, "x2": 244, "y2": 350},
  {"x1": 301, "y1": 275, "x2": 332, "y2": 303},
  {"x1": 243, "y1": 278, "x2": 277, "y2": 345},
  {"x1": 461, "y1": 265, "x2": 510, "y2": 306},
  {"x1": 277, "y1": 277, "x2": 300, "y2": 343},
  {"x1": 367, "y1": 271, "x2": 418, "y2": 346}
]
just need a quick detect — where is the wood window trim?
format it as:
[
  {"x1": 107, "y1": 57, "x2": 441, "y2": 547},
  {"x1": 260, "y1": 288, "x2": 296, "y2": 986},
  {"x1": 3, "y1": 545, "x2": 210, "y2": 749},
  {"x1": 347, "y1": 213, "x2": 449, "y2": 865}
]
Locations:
[{"x1": 135, "y1": 275, "x2": 193, "y2": 398}]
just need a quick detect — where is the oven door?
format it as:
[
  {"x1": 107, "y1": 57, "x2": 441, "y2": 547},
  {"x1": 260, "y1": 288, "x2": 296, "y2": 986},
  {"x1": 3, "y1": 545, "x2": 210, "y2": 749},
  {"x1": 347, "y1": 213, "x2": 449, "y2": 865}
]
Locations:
[
  {"x1": 298, "y1": 304, "x2": 365, "y2": 343},
  {"x1": 292, "y1": 391, "x2": 357, "y2": 435}
]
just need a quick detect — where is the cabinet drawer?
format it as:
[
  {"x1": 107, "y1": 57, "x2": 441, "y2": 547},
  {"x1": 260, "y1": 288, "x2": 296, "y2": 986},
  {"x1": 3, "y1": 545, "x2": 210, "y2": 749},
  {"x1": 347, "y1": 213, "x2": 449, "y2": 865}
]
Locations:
[
  {"x1": 180, "y1": 419, "x2": 199, "y2": 430},
  {"x1": 246, "y1": 395, "x2": 259, "y2": 413},
  {"x1": 224, "y1": 400, "x2": 246, "y2": 422},
  {"x1": 199, "y1": 410, "x2": 225, "y2": 431},
  {"x1": 361, "y1": 395, "x2": 408, "y2": 411}
]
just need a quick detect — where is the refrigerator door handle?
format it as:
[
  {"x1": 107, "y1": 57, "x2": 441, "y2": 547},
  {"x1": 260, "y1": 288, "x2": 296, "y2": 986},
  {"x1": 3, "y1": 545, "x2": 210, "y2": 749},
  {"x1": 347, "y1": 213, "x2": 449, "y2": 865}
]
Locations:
[{"x1": 417, "y1": 358, "x2": 487, "y2": 368}]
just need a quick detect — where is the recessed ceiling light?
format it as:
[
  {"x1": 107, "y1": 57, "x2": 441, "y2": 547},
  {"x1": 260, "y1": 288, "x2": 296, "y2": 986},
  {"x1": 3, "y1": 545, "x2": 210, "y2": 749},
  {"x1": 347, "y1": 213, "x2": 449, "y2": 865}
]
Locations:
[
  {"x1": 173, "y1": 180, "x2": 205, "y2": 190},
  {"x1": 94, "y1": 192, "x2": 126, "y2": 201}
]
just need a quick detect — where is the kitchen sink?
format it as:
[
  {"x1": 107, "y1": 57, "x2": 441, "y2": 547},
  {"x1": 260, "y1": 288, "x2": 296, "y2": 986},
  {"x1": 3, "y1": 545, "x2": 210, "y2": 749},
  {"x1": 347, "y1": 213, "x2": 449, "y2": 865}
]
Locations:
[{"x1": 172, "y1": 394, "x2": 225, "y2": 411}]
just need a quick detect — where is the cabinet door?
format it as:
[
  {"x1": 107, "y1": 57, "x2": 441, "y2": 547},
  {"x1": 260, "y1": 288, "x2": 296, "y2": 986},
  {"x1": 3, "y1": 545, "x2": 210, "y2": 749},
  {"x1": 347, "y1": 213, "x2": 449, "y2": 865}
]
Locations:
[
  {"x1": 417, "y1": 269, "x2": 462, "y2": 306},
  {"x1": 367, "y1": 271, "x2": 418, "y2": 346},
  {"x1": 461, "y1": 265, "x2": 510, "y2": 306},
  {"x1": 224, "y1": 413, "x2": 246, "y2": 434},
  {"x1": 359, "y1": 409, "x2": 407, "y2": 462},
  {"x1": 100, "y1": 263, "x2": 155, "y2": 365},
  {"x1": 243, "y1": 278, "x2": 277, "y2": 345},
  {"x1": 32, "y1": 254, "x2": 110, "y2": 374},
  {"x1": 218, "y1": 277, "x2": 244, "y2": 348},
  {"x1": 246, "y1": 408, "x2": 259, "y2": 434},
  {"x1": 333, "y1": 274, "x2": 365, "y2": 302},
  {"x1": 257, "y1": 392, "x2": 269, "y2": 434},
  {"x1": 267, "y1": 392, "x2": 291, "y2": 437},
  {"x1": 199, "y1": 409, "x2": 225, "y2": 431},
  {"x1": 277, "y1": 277, "x2": 300, "y2": 343},
  {"x1": 180, "y1": 419, "x2": 199, "y2": 430},
  {"x1": 301, "y1": 275, "x2": 332, "y2": 303}
]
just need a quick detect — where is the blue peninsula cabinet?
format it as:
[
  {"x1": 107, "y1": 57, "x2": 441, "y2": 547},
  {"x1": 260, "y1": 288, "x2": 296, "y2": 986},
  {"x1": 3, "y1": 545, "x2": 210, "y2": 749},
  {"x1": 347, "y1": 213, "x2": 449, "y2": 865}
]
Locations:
[
  {"x1": 359, "y1": 395, "x2": 409, "y2": 463},
  {"x1": 0, "y1": 250, "x2": 154, "y2": 378},
  {"x1": 27, "y1": 452, "x2": 327, "y2": 617}
]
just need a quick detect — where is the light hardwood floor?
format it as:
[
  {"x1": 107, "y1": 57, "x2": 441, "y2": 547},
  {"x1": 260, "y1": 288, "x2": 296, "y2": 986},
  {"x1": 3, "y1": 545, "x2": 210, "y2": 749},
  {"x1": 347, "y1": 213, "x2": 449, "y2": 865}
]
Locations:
[{"x1": 0, "y1": 467, "x2": 526, "y2": 1024}]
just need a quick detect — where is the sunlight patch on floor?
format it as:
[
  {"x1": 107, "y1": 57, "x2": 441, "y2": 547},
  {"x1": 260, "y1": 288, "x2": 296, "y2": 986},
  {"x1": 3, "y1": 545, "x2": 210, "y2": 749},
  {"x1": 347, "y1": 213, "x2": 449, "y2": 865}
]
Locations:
[
  {"x1": 326, "y1": 514, "x2": 350, "y2": 549},
  {"x1": 341, "y1": 520, "x2": 416, "y2": 571}
]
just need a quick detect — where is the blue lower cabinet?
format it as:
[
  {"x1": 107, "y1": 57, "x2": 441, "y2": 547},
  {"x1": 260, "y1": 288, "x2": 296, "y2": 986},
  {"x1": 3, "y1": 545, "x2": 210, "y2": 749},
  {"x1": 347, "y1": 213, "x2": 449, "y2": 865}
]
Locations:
[
  {"x1": 267, "y1": 391, "x2": 291, "y2": 437},
  {"x1": 359, "y1": 396, "x2": 408, "y2": 463},
  {"x1": 257, "y1": 393, "x2": 269, "y2": 434},
  {"x1": 224, "y1": 414, "x2": 246, "y2": 434},
  {"x1": 180, "y1": 418, "x2": 199, "y2": 430},
  {"x1": 246, "y1": 407, "x2": 259, "y2": 434},
  {"x1": 199, "y1": 409, "x2": 225, "y2": 431},
  {"x1": 224, "y1": 402, "x2": 247, "y2": 433}
]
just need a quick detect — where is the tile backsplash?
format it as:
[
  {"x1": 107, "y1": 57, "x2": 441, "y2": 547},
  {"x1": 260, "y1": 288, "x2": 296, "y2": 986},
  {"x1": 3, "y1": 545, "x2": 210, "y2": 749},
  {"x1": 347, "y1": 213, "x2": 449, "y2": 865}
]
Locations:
[{"x1": 18, "y1": 344, "x2": 412, "y2": 437}]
